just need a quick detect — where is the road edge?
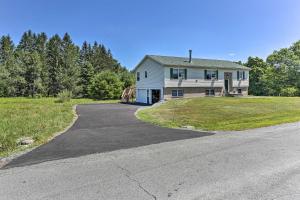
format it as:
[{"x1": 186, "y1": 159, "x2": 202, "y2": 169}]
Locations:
[{"x1": 0, "y1": 105, "x2": 79, "y2": 169}]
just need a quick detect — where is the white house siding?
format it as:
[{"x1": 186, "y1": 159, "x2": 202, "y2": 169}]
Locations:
[
  {"x1": 135, "y1": 58, "x2": 164, "y2": 103},
  {"x1": 219, "y1": 69, "x2": 249, "y2": 87},
  {"x1": 164, "y1": 87, "x2": 223, "y2": 99},
  {"x1": 164, "y1": 67, "x2": 224, "y2": 87},
  {"x1": 164, "y1": 67, "x2": 249, "y2": 88}
]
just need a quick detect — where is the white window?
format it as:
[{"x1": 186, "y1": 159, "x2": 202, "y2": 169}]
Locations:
[
  {"x1": 237, "y1": 71, "x2": 246, "y2": 80},
  {"x1": 145, "y1": 71, "x2": 148, "y2": 78},
  {"x1": 178, "y1": 89, "x2": 184, "y2": 97},
  {"x1": 171, "y1": 69, "x2": 179, "y2": 79},
  {"x1": 137, "y1": 72, "x2": 140, "y2": 81},
  {"x1": 178, "y1": 69, "x2": 185, "y2": 79},
  {"x1": 205, "y1": 70, "x2": 218, "y2": 80},
  {"x1": 170, "y1": 68, "x2": 187, "y2": 79},
  {"x1": 205, "y1": 89, "x2": 215, "y2": 96},
  {"x1": 172, "y1": 89, "x2": 184, "y2": 97}
]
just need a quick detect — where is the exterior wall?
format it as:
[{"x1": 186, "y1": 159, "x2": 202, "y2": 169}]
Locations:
[
  {"x1": 164, "y1": 87, "x2": 223, "y2": 99},
  {"x1": 221, "y1": 69, "x2": 249, "y2": 88},
  {"x1": 135, "y1": 58, "x2": 164, "y2": 103},
  {"x1": 164, "y1": 67, "x2": 249, "y2": 88},
  {"x1": 230, "y1": 87, "x2": 248, "y2": 96},
  {"x1": 135, "y1": 60, "x2": 250, "y2": 103},
  {"x1": 136, "y1": 58, "x2": 164, "y2": 89}
]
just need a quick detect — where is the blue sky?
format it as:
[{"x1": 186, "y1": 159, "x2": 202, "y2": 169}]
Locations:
[{"x1": 1, "y1": 0, "x2": 300, "y2": 69}]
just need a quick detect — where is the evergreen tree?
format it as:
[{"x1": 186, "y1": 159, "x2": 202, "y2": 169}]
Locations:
[
  {"x1": 79, "y1": 41, "x2": 94, "y2": 97},
  {"x1": 0, "y1": 63, "x2": 9, "y2": 96},
  {"x1": 17, "y1": 30, "x2": 36, "y2": 52},
  {"x1": 61, "y1": 33, "x2": 80, "y2": 94},
  {"x1": 80, "y1": 41, "x2": 93, "y2": 62},
  {"x1": 36, "y1": 32, "x2": 48, "y2": 95},
  {"x1": 0, "y1": 35, "x2": 26, "y2": 96},
  {"x1": 46, "y1": 34, "x2": 63, "y2": 96},
  {"x1": 0, "y1": 31, "x2": 132, "y2": 98},
  {"x1": 16, "y1": 50, "x2": 43, "y2": 97},
  {"x1": 79, "y1": 61, "x2": 94, "y2": 97},
  {"x1": 16, "y1": 31, "x2": 44, "y2": 96}
]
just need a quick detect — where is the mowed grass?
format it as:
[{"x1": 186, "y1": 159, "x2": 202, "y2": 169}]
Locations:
[
  {"x1": 0, "y1": 98, "x2": 119, "y2": 157},
  {"x1": 137, "y1": 97, "x2": 300, "y2": 131}
]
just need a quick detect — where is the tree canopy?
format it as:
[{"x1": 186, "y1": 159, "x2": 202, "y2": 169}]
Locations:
[
  {"x1": 245, "y1": 41, "x2": 300, "y2": 96},
  {"x1": 0, "y1": 30, "x2": 134, "y2": 98}
]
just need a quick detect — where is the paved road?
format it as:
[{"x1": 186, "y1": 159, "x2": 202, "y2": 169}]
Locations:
[
  {"x1": 1, "y1": 105, "x2": 299, "y2": 200},
  {"x1": 5, "y1": 103, "x2": 212, "y2": 168}
]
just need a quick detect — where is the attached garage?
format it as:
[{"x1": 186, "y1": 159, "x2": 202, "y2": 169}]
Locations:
[{"x1": 136, "y1": 89, "x2": 148, "y2": 104}]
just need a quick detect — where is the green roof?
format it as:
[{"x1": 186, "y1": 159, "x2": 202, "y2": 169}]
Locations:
[{"x1": 142, "y1": 55, "x2": 250, "y2": 70}]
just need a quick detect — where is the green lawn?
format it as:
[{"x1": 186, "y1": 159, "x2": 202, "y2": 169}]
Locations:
[
  {"x1": 0, "y1": 98, "x2": 119, "y2": 157},
  {"x1": 137, "y1": 97, "x2": 300, "y2": 131}
]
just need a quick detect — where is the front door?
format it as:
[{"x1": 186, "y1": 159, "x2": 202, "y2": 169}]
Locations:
[
  {"x1": 224, "y1": 72, "x2": 232, "y2": 95},
  {"x1": 225, "y1": 79, "x2": 229, "y2": 94},
  {"x1": 151, "y1": 90, "x2": 160, "y2": 104}
]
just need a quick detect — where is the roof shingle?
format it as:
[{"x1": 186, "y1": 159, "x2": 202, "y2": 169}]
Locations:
[{"x1": 145, "y1": 55, "x2": 250, "y2": 70}]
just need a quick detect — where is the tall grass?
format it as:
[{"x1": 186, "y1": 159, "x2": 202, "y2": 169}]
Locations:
[{"x1": 0, "y1": 98, "x2": 119, "y2": 157}]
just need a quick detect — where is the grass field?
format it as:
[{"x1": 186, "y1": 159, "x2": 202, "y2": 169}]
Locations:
[
  {"x1": 137, "y1": 97, "x2": 300, "y2": 131},
  {"x1": 0, "y1": 98, "x2": 119, "y2": 157}
]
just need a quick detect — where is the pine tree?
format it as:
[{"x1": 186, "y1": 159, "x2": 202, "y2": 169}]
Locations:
[
  {"x1": 61, "y1": 33, "x2": 80, "y2": 94},
  {"x1": 80, "y1": 41, "x2": 93, "y2": 62},
  {"x1": 46, "y1": 34, "x2": 63, "y2": 96},
  {"x1": 17, "y1": 30, "x2": 36, "y2": 52},
  {"x1": 36, "y1": 32, "x2": 48, "y2": 96},
  {"x1": 16, "y1": 50, "x2": 43, "y2": 97},
  {"x1": 0, "y1": 31, "x2": 132, "y2": 98},
  {"x1": 0, "y1": 63, "x2": 9, "y2": 96},
  {"x1": 16, "y1": 31, "x2": 44, "y2": 96},
  {"x1": 0, "y1": 35, "x2": 26, "y2": 96},
  {"x1": 79, "y1": 61, "x2": 94, "y2": 97},
  {"x1": 79, "y1": 41, "x2": 94, "y2": 97}
]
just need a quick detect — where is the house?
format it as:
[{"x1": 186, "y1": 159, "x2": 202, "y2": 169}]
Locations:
[{"x1": 134, "y1": 50, "x2": 250, "y2": 104}]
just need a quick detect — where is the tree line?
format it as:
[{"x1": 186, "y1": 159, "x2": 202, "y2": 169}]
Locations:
[
  {"x1": 244, "y1": 41, "x2": 300, "y2": 96},
  {"x1": 0, "y1": 30, "x2": 134, "y2": 99}
]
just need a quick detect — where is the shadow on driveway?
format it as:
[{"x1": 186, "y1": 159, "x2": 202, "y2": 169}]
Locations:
[{"x1": 4, "y1": 103, "x2": 214, "y2": 168}]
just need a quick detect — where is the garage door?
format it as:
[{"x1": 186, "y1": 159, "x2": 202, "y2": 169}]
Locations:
[{"x1": 136, "y1": 89, "x2": 148, "y2": 104}]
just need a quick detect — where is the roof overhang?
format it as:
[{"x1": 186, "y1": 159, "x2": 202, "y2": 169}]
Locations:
[
  {"x1": 162, "y1": 64, "x2": 251, "y2": 71},
  {"x1": 132, "y1": 55, "x2": 163, "y2": 72},
  {"x1": 133, "y1": 55, "x2": 251, "y2": 72}
]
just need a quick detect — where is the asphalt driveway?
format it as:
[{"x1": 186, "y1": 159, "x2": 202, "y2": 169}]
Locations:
[{"x1": 6, "y1": 103, "x2": 213, "y2": 168}]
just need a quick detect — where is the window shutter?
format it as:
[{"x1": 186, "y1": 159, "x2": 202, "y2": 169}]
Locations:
[
  {"x1": 237, "y1": 71, "x2": 240, "y2": 80},
  {"x1": 216, "y1": 70, "x2": 219, "y2": 80},
  {"x1": 170, "y1": 68, "x2": 173, "y2": 79},
  {"x1": 204, "y1": 70, "x2": 207, "y2": 80},
  {"x1": 184, "y1": 69, "x2": 187, "y2": 79},
  {"x1": 243, "y1": 71, "x2": 245, "y2": 80}
]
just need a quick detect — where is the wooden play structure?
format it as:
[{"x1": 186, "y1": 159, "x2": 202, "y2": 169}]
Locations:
[{"x1": 121, "y1": 86, "x2": 135, "y2": 103}]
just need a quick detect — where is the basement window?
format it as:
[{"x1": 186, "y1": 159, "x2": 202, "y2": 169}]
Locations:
[
  {"x1": 172, "y1": 89, "x2": 184, "y2": 97},
  {"x1": 238, "y1": 89, "x2": 242, "y2": 94},
  {"x1": 205, "y1": 89, "x2": 215, "y2": 96}
]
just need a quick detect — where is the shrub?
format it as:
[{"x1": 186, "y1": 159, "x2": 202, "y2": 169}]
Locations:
[
  {"x1": 280, "y1": 87, "x2": 299, "y2": 97},
  {"x1": 56, "y1": 90, "x2": 72, "y2": 103},
  {"x1": 88, "y1": 71, "x2": 123, "y2": 99}
]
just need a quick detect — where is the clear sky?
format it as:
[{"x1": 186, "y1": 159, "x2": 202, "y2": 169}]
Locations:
[{"x1": 1, "y1": 0, "x2": 300, "y2": 69}]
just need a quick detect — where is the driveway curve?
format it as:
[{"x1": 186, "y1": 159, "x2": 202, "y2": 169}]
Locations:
[{"x1": 6, "y1": 103, "x2": 213, "y2": 168}]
